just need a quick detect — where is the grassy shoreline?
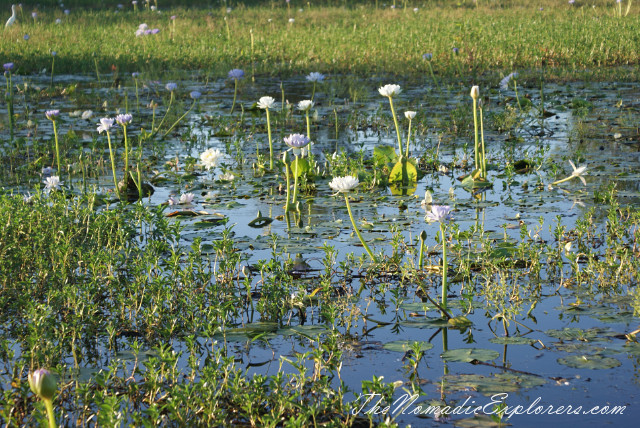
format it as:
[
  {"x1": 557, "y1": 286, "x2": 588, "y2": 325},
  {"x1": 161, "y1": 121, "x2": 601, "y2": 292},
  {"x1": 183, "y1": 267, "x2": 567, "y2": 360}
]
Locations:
[{"x1": 1, "y1": 3, "x2": 639, "y2": 80}]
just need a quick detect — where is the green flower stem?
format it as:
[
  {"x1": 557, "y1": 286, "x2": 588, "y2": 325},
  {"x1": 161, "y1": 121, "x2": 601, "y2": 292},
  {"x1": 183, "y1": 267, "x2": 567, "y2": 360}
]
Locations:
[
  {"x1": 513, "y1": 79, "x2": 522, "y2": 111},
  {"x1": 151, "y1": 104, "x2": 157, "y2": 132},
  {"x1": 106, "y1": 131, "x2": 120, "y2": 199},
  {"x1": 134, "y1": 79, "x2": 140, "y2": 113},
  {"x1": 387, "y1": 96, "x2": 403, "y2": 156},
  {"x1": 440, "y1": 222, "x2": 448, "y2": 311},
  {"x1": 230, "y1": 78, "x2": 238, "y2": 114},
  {"x1": 405, "y1": 118, "x2": 412, "y2": 158},
  {"x1": 418, "y1": 231, "x2": 426, "y2": 270},
  {"x1": 7, "y1": 72, "x2": 14, "y2": 143},
  {"x1": 427, "y1": 61, "x2": 440, "y2": 91},
  {"x1": 266, "y1": 108, "x2": 273, "y2": 169},
  {"x1": 305, "y1": 111, "x2": 311, "y2": 140},
  {"x1": 163, "y1": 101, "x2": 195, "y2": 138},
  {"x1": 292, "y1": 154, "x2": 300, "y2": 205},
  {"x1": 472, "y1": 97, "x2": 480, "y2": 172},
  {"x1": 284, "y1": 159, "x2": 292, "y2": 212},
  {"x1": 154, "y1": 91, "x2": 174, "y2": 134},
  {"x1": 479, "y1": 106, "x2": 487, "y2": 178},
  {"x1": 50, "y1": 56, "x2": 55, "y2": 88},
  {"x1": 551, "y1": 175, "x2": 578, "y2": 186},
  {"x1": 122, "y1": 125, "x2": 129, "y2": 187},
  {"x1": 93, "y1": 57, "x2": 101, "y2": 83},
  {"x1": 44, "y1": 398, "x2": 57, "y2": 428},
  {"x1": 311, "y1": 81, "x2": 316, "y2": 101},
  {"x1": 52, "y1": 120, "x2": 61, "y2": 174},
  {"x1": 344, "y1": 194, "x2": 376, "y2": 261}
]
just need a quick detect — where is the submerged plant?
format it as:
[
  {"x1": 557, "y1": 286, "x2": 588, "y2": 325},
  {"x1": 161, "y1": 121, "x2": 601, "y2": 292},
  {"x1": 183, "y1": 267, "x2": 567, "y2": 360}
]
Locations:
[
  {"x1": 46, "y1": 110, "x2": 61, "y2": 173},
  {"x1": 257, "y1": 96, "x2": 276, "y2": 169},
  {"x1": 329, "y1": 176, "x2": 375, "y2": 261},
  {"x1": 426, "y1": 205, "x2": 452, "y2": 312}
]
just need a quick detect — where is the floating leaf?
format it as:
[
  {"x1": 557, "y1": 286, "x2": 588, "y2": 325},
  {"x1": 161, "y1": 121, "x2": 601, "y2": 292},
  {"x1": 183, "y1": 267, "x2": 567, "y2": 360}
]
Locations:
[
  {"x1": 248, "y1": 216, "x2": 274, "y2": 228},
  {"x1": 545, "y1": 327, "x2": 617, "y2": 342},
  {"x1": 448, "y1": 316, "x2": 473, "y2": 328},
  {"x1": 441, "y1": 348, "x2": 499, "y2": 363},
  {"x1": 557, "y1": 355, "x2": 621, "y2": 370},
  {"x1": 489, "y1": 336, "x2": 536, "y2": 345},
  {"x1": 444, "y1": 373, "x2": 546, "y2": 396},
  {"x1": 383, "y1": 340, "x2": 434, "y2": 353}
]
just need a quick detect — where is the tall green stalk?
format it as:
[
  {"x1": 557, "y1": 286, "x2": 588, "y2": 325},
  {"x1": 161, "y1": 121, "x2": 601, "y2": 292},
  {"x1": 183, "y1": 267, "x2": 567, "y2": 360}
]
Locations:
[
  {"x1": 440, "y1": 222, "x2": 448, "y2": 310},
  {"x1": 105, "y1": 130, "x2": 120, "y2": 199},
  {"x1": 52, "y1": 120, "x2": 61, "y2": 173},
  {"x1": 266, "y1": 108, "x2": 273, "y2": 169},
  {"x1": 387, "y1": 97, "x2": 403, "y2": 156},
  {"x1": 344, "y1": 195, "x2": 376, "y2": 261}
]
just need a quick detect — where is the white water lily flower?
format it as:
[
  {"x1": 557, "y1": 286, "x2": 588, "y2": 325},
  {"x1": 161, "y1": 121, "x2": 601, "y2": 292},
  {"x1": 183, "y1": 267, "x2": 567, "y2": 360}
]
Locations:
[
  {"x1": 420, "y1": 190, "x2": 433, "y2": 209},
  {"x1": 81, "y1": 110, "x2": 93, "y2": 120},
  {"x1": 97, "y1": 118, "x2": 114, "y2": 133},
  {"x1": 297, "y1": 99, "x2": 314, "y2": 112},
  {"x1": 44, "y1": 176, "x2": 61, "y2": 190},
  {"x1": 257, "y1": 96, "x2": 276, "y2": 109},
  {"x1": 378, "y1": 84, "x2": 402, "y2": 98},
  {"x1": 200, "y1": 148, "x2": 223, "y2": 170},
  {"x1": 470, "y1": 85, "x2": 480, "y2": 100},
  {"x1": 404, "y1": 111, "x2": 416, "y2": 120},
  {"x1": 329, "y1": 176, "x2": 359, "y2": 193},
  {"x1": 179, "y1": 193, "x2": 194, "y2": 204},
  {"x1": 306, "y1": 72, "x2": 325, "y2": 82},
  {"x1": 569, "y1": 160, "x2": 587, "y2": 185},
  {"x1": 219, "y1": 172, "x2": 235, "y2": 181}
]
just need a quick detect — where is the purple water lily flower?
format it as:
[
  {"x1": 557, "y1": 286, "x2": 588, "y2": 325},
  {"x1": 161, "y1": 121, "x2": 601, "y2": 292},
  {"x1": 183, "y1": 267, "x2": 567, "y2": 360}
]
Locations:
[
  {"x1": 115, "y1": 113, "x2": 132, "y2": 125},
  {"x1": 3, "y1": 63, "x2": 14, "y2": 72},
  {"x1": 422, "y1": 53, "x2": 433, "y2": 61},
  {"x1": 228, "y1": 69, "x2": 244, "y2": 80},
  {"x1": 425, "y1": 205, "x2": 453, "y2": 223},
  {"x1": 284, "y1": 133, "x2": 310, "y2": 148},
  {"x1": 165, "y1": 82, "x2": 177, "y2": 91},
  {"x1": 190, "y1": 90, "x2": 201, "y2": 99},
  {"x1": 45, "y1": 110, "x2": 60, "y2": 120}
]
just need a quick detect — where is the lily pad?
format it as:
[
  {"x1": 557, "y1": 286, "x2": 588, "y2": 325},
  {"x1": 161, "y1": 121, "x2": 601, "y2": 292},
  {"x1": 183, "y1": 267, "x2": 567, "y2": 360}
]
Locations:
[
  {"x1": 444, "y1": 373, "x2": 546, "y2": 395},
  {"x1": 383, "y1": 340, "x2": 434, "y2": 353},
  {"x1": 441, "y1": 348, "x2": 500, "y2": 363},
  {"x1": 489, "y1": 336, "x2": 536, "y2": 345},
  {"x1": 389, "y1": 159, "x2": 418, "y2": 183},
  {"x1": 544, "y1": 327, "x2": 617, "y2": 342},
  {"x1": 557, "y1": 355, "x2": 621, "y2": 370}
]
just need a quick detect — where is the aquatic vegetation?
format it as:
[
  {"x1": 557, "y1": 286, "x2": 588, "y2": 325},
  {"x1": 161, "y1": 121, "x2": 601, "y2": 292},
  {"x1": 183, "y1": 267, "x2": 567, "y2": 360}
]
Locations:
[
  {"x1": 228, "y1": 68, "x2": 244, "y2": 114},
  {"x1": 97, "y1": 117, "x2": 119, "y2": 198},
  {"x1": 257, "y1": 95, "x2": 276, "y2": 169},
  {"x1": 45, "y1": 110, "x2": 61, "y2": 174},
  {"x1": 284, "y1": 133, "x2": 311, "y2": 206}
]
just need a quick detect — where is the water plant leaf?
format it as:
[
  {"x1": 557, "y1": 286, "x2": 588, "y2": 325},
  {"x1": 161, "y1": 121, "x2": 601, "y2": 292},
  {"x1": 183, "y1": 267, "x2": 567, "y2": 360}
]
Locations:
[
  {"x1": 448, "y1": 316, "x2": 473, "y2": 328},
  {"x1": 373, "y1": 145, "x2": 397, "y2": 165},
  {"x1": 443, "y1": 373, "x2": 546, "y2": 395},
  {"x1": 389, "y1": 160, "x2": 418, "y2": 183},
  {"x1": 544, "y1": 327, "x2": 617, "y2": 342},
  {"x1": 193, "y1": 217, "x2": 228, "y2": 228},
  {"x1": 441, "y1": 348, "x2": 500, "y2": 363},
  {"x1": 248, "y1": 216, "x2": 274, "y2": 228},
  {"x1": 488, "y1": 336, "x2": 536, "y2": 345},
  {"x1": 557, "y1": 355, "x2": 621, "y2": 370},
  {"x1": 291, "y1": 157, "x2": 311, "y2": 178},
  {"x1": 383, "y1": 340, "x2": 434, "y2": 353},
  {"x1": 454, "y1": 415, "x2": 511, "y2": 427}
]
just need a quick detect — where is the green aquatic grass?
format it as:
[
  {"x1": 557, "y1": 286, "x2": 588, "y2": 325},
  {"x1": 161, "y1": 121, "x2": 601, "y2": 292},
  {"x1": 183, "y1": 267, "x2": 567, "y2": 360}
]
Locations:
[{"x1": 1, "y1": 3, "x2": 640, "y2": 80}]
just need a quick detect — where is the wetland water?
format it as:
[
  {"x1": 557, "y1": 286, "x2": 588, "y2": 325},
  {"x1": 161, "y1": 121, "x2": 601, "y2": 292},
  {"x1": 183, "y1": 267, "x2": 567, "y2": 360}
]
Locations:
[{"x1": 2, "y1": 71, "x2": 640, "y2": 426}]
